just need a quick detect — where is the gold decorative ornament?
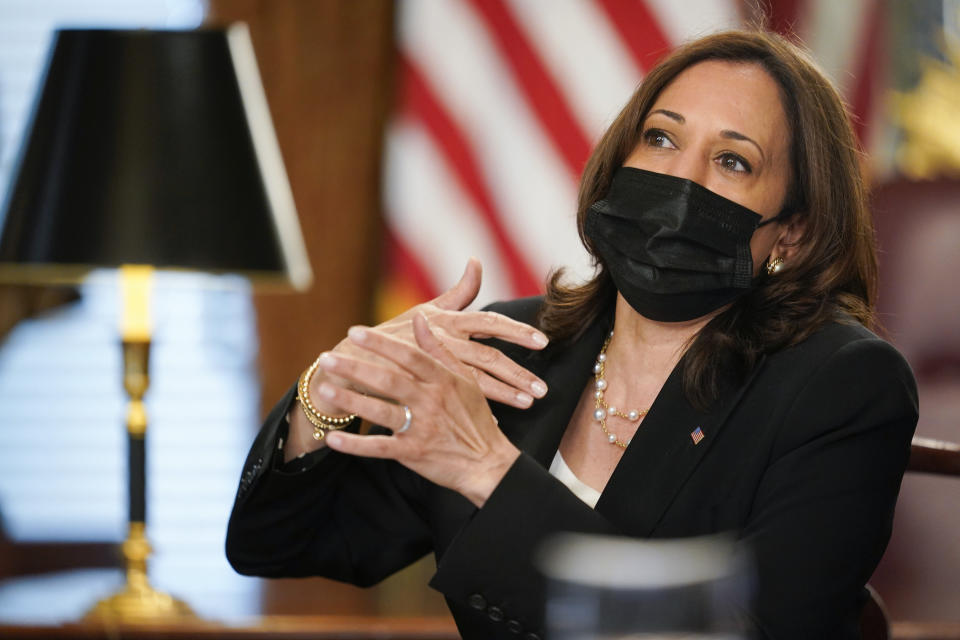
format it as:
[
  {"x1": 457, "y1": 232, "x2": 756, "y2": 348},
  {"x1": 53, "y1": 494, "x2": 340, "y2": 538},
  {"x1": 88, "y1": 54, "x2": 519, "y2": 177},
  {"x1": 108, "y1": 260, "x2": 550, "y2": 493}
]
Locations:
[{"x1": 893, "y1": 43, "x2": 960, "y2": 179}]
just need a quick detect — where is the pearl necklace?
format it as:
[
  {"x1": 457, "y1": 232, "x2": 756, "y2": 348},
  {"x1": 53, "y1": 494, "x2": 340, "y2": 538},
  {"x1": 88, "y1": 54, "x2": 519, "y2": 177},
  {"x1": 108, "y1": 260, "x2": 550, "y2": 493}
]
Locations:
[{"x1": 593, "y1": 331, "x2": 648, "y2": 448}]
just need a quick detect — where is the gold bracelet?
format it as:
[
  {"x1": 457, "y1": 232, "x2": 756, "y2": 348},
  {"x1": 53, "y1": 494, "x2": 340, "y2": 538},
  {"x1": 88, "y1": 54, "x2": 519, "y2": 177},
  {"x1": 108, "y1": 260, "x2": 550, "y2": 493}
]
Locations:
[
  {"x1": 297, "y1": 355, "x2": 356, "y2": 440},
  {"x1": 299, "y1": 404, "x2": 352, "y2": 440}
]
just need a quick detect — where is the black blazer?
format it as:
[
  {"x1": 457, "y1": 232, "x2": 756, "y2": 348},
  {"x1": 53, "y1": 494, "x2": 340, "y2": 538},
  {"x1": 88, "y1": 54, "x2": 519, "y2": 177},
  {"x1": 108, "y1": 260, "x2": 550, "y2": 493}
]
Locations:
[{"x1": 226, "y1": 297, "x2": 918, "y2": 640}]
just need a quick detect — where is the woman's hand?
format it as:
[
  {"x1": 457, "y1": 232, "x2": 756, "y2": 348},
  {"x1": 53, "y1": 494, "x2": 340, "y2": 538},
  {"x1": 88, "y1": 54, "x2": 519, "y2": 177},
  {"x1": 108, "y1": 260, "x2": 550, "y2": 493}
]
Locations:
[
  {"x1": 337, "y1": 258, "x2": 549, "y2": 408},
  {"x1": 284, "y1": 258, "x2": 547, "y2": 463},
  {"x1": 315, "y1": 313, "x2": 521, "y2": 508}
]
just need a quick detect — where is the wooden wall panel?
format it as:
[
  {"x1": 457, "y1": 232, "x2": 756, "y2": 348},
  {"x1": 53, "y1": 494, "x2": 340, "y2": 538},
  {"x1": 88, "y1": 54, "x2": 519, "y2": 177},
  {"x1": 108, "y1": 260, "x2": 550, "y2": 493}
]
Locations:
[
  {"x1": 207, "y1": 0, "x2": 392, "y2": 411},
  {"x1": 207, "y1": 0, "x2": 448, "y2": 621}
]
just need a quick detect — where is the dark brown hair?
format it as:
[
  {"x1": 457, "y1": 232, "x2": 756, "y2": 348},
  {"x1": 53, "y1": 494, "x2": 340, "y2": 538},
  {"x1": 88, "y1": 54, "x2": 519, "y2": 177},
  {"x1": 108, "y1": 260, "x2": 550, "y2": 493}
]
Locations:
[{"x1": 538, "y1": 29, "x2": 877, "y2": 409}]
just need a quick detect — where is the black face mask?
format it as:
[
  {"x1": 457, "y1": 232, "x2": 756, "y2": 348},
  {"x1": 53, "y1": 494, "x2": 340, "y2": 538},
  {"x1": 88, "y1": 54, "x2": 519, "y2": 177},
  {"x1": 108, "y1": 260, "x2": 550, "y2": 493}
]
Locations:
[{"x1": 585, "y1": 167, "x2": 789, "y2": 322}]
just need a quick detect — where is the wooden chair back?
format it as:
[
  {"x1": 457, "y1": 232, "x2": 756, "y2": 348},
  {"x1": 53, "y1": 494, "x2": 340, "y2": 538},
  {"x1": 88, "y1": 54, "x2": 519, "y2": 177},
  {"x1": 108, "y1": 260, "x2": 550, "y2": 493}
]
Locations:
[{"x1": 860, "y1": 437, "x2": 960, "y2": 640}]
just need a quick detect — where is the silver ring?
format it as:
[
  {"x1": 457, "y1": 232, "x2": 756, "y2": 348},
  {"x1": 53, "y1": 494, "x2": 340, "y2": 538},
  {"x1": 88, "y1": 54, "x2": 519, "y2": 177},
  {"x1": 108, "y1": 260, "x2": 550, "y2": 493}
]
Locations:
[{"x1": 397, "y1": 405, "x2": 412, "y2": 433}]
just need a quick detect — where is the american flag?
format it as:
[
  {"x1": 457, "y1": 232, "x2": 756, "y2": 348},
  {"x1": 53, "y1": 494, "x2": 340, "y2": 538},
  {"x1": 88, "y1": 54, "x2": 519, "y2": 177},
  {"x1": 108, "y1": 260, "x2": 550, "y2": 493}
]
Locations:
[
  {"x1": 690, "y1": 426, "x2": 705, "y2": 445},
  {"x1": 378, "y1": 0, "x2": 886, "y2": 318}
]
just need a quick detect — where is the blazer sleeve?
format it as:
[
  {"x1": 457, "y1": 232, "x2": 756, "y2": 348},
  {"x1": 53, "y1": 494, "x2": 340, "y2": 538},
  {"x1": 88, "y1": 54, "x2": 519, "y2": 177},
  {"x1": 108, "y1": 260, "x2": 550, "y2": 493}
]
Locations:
[
  {"x1": 742, "y1": 336, "x2": 918, "y2": 638},
  {"x1": 225, "y1": 385, "x2": 434, "y2": 587},
  {"x1": 429, "y1": 450, "x2": 621, "y2": 631},
  {"x1": 224, "y1": 296, "x2": 551, "y2": 595}
]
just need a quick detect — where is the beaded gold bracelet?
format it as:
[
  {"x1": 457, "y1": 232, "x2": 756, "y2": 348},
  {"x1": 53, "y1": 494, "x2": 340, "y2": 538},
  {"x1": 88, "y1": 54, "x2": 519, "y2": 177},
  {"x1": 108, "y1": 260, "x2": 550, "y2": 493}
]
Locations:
[{"x1": 297, "y1": 355, "x2": 356, "y2": 440}]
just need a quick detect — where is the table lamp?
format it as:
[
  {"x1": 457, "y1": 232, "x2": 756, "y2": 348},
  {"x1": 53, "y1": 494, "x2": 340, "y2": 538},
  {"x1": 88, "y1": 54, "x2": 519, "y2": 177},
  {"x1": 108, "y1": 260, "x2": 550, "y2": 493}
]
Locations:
[{"x1": 0, "y1": 25, "x2": 311, "y2": 622}]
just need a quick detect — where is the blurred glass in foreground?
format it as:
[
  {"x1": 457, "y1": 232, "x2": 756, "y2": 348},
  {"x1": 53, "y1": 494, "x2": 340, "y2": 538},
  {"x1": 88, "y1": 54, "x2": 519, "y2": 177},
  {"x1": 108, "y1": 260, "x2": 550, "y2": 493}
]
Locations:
[{"x1": 538, "y1": 533, "x2": 752, "y2": 640}]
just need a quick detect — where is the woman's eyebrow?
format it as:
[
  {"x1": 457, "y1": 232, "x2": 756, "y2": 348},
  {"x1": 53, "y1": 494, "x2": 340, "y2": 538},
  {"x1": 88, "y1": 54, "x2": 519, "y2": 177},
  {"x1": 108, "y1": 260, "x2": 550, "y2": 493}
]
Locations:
[
  {"x1": 650, "y1": 108, "x2": 684, "y2": 123},
  {"x1": 720, "y1": 129, "x2": 765, "y2": 160}
]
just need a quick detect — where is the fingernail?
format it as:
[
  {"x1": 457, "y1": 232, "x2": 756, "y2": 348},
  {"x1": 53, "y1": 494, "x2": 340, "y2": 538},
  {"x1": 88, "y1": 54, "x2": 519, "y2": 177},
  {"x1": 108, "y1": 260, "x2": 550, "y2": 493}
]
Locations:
[
  {"x1": 515, "y1": 392, "x2": 534, "y2": 408},
  {"x1": 531, "y1": 331, "x2": 549, "y2": 348},
  {"x1": 326, "y1": 433, "x2": 342, "y2": 447},
  {"x1": 348, "y1": 326, "x2": 367, "y2": 342},
  {"x1": 318, "y1": 383, "x2": 335, "y2": 399},
  {"x1": 530, "y1": 380, "x2": 547, "y2": 397},
  {"x1": 318, "y1": 352, "x2": 337, "y2": 367}
]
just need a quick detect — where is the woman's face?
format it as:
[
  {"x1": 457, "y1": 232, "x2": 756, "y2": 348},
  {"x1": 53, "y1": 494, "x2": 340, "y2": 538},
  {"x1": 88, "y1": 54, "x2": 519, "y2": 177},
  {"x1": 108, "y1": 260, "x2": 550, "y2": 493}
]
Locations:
[{"x1": 624, "y1": 60, "x2": 794, "y2": 271}]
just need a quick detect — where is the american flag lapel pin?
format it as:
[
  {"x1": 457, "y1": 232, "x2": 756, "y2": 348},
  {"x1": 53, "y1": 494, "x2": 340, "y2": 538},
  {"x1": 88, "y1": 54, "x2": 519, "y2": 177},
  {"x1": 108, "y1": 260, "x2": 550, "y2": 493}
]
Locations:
[{"x1": 690, "y1": 426, "x2": 705, "y2": 445}]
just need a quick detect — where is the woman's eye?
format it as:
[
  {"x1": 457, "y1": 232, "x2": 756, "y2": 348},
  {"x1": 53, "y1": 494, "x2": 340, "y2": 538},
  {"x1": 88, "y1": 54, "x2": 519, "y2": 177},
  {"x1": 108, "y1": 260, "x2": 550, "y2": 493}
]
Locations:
[
  {"x1": 643, "y1": 129, "x2": 675, "y2": 149},
  {"x1": 718, "y1": 152, "x2": 751, "y2": 174}
]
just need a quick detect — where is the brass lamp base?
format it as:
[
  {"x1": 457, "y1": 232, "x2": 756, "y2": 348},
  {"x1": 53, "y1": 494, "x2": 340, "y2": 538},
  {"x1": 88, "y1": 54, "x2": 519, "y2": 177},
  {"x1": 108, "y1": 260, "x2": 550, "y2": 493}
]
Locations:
[
  {"x1": 84, "y1": 522, "x2": 197, "y2": 624},
  {"x1": 85, "y1": 582, "x2": 196, "y2": 623}
]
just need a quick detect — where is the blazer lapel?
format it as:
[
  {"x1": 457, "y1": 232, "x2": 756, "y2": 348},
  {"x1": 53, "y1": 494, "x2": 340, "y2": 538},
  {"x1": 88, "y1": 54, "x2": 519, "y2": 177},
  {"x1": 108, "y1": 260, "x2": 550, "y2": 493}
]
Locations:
[
  {"x1": 493, "y1": 307, "x2": 767, "y2": 538},
  {"x1": 496, "y1": 315, "x2": 612, "y2": 468},
  {"x1": 595, "y1": 354, "x2": 767, "y2": 537}
]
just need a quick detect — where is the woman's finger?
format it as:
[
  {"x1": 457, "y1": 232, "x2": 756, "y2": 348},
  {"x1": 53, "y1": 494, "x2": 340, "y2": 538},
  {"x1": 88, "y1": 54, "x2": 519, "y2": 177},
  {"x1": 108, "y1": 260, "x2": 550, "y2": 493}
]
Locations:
[
  {"x1": 412, "y1": 313, "x2": 471, "y2": 378},
  {"x1": 431, "y1": 258, "x2": 482, "y2": 311},
  {"x1": 325, "y1": 431, "x2": 399, "y2": 459},
  {"x1": 345, "y1": 325, "x2": 449, "y2": 383},
  {"x1": 316, "y1": 381, "x2": 411, "y2": 432},
  {"x1": 315, "y1": 350, "x2": 421, "y2": 403},
  {"x1": 446, "y1": 336, "x2": 547, "y2": 400},
  {"x1": 472, "y1": 369, "x2": 535, "y2": 408},
  {"x1": 448, "y1": 309, "x2": 549, "y2": 350}
]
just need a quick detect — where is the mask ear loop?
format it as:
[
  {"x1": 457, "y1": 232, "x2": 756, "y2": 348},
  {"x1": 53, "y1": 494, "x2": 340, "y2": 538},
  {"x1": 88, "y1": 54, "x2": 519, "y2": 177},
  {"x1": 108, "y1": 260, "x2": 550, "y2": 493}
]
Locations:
[
  {"x1": 757, "y1": 208, "x2": 792, "y2": 228},
  {"x1": 758, "y1": 207, "x2": 804, "y2": 275},
  {"x1": 756, "y1": 206, "x2": 797, "y2": 279},
  {"x1": 757, "y1": 193, "x2": 805, "y2": 228}
]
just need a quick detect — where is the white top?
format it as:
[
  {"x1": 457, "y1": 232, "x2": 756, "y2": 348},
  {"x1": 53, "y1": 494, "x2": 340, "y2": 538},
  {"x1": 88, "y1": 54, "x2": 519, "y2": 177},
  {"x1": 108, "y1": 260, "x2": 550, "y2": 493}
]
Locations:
[{"x1": 548, "y1": 450, "x2": 602, "y2": 508}]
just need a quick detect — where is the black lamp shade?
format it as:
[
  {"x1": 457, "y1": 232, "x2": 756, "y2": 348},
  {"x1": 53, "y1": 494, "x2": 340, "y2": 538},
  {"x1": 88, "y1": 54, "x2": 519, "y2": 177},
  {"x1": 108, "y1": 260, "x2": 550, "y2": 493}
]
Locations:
[{"x1": 0, "y1": 26, "x2": 311, "y2": 288}]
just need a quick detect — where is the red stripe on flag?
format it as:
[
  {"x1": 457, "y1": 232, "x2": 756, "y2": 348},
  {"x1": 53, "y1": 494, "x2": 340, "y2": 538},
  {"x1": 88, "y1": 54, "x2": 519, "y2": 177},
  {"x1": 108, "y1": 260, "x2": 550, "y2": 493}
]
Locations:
[
  {"x1": 850, "y1": 0, "x2": 882, "y2": 147},
  {"x1": 467, "y1": 0, "x2": 593, "y2": 179},
  {"x1": 766, "y1": 0, "x2": 806, "y2": 36},
  {"x1": 398, "y1": 55, "x2": 542, "y2": 297},
  {"x1": 595, "y1": 0, "x2": 672, "y2": 73}
]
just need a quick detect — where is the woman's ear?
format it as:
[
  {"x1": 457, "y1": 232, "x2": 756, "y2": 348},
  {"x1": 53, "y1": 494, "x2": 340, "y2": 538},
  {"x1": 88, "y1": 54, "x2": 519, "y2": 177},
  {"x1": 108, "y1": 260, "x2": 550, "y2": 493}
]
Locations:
[{"x1": 771, "y1": 213, "x2": 807, "y2": 263}]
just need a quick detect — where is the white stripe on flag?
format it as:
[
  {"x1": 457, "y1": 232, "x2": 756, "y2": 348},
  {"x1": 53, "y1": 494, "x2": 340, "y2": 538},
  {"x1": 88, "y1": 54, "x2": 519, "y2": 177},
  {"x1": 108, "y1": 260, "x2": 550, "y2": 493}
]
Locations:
[
  {"x1": 399, "y1": 0, "x2": 593, "y2": 287},
  {"x1": 385, "y1": 119, "x2": 515, "y2": 307},
  {"x1": 643, "y1": 0, "x2": 741, "y2": 45},
  {"x1": 800, "y1": 0, "x2": 872, "y2": 98},
  {"x1": 505, "y1": 0, "x2": 642, "y2": 142}
]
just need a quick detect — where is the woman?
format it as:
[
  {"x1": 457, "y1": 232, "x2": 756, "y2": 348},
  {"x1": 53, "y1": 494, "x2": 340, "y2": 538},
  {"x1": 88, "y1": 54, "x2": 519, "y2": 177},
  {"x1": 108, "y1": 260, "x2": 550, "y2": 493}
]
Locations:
[{"x1": 227, "y1": 30, "x2": 918, "y2": 639}]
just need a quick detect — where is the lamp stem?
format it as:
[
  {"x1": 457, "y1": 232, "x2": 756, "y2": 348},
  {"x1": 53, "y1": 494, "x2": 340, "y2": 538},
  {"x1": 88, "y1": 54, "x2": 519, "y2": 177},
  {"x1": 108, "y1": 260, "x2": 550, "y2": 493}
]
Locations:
[
  {"x1": 84, "y1": 266, "x2": 195, "y2": 623},
  {"x1": 124, "y1": 339, "x2": 149, "y2": 525}
]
